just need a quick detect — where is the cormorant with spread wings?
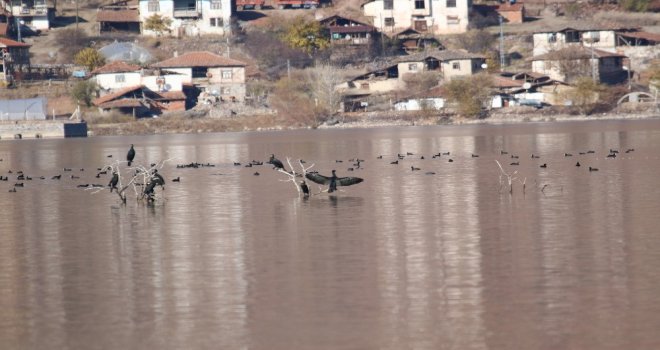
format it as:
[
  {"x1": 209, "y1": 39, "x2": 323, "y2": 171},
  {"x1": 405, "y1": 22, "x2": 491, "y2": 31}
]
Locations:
[{"x1": 305, "y1": 170, "x2": 363, "y2": 193}]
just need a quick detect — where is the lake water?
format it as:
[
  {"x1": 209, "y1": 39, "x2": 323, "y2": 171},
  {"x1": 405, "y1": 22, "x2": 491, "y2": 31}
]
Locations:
[{"x1": 2, "y1": 119, "x2": 660, "y2": 349}]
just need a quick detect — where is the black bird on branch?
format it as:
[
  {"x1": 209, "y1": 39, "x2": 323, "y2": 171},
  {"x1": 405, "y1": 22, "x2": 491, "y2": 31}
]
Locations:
[
  {"x1": 127, "y1": 144, "x2": 136, "y2": 166},
  {"x1": 108, "y1": 172, "x2": 119, "y2": 192},
  {"x1": 305, "y1": 170, "x2": 363, "y2": 193},
  {"x1": 299, "y1": 180, "x2": 310, "y2": 197},
  {"x1": 268, "y1": 154, "x2": 286, "y2": 171}
]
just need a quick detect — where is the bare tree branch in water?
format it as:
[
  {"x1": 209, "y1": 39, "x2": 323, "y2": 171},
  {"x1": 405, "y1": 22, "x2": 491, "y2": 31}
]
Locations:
[
  {"x1": 495, "y1": 160, "x2": 526, "y2": 194},
  {"x1": 277, "y1": 157, "x2": 316, "y2": 196},
  {"x1": 87, "y1": 158, "x2": 174, "y2": 204}
]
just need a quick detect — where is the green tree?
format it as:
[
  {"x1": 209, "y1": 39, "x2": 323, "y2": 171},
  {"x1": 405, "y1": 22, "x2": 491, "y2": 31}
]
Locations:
[
  {"x1": 444, "y1": 74, "x2": 493, "y2": 117},
  {"x1": 74, "y1": 48, "x2": 106, "y2": 72},
  {"x1": 144, "y1": 14, "x2": 172, "y2": 36},
  {"x1": 71, "y1": 80, "x2": 98, "y2": 107},
  {"x1": 282, "y1": 17, "x2": 330, "y2": 55}
]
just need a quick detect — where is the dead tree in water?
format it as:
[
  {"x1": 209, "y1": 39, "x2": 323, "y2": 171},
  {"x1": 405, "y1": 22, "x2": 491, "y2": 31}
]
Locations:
[
  {"x1": 495, "y1": 160, "x2": 526, "y2": 194},
  {"x1": 88, "y1": 159, "x2": 172, "y2": 204},
  {"x1": 277, "y1": 157, "x2": 316, "y2": 196}
]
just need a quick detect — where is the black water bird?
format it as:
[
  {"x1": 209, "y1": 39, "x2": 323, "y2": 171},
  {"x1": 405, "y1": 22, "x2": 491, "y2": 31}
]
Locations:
[
  {"x1": 564, "y1": 153, "x2": 573, "y2": 157},
  {"x1": 268, "y1": 154, "x2": 285, "y2": 171},
  {"x1": 127, "y1": 144, "x2": 136, "y2": 166},
  {"x1": 420, "y1": 156, "x2": 425, "y2": 160},
  {"x1": 471, "y1": 154, "x2": 479, "y2": 158},
  {"x1": 448, "y1": 159, "x2": 454, "y2": 162},
  {"x1": 406, "y1": 152, "x2": 414, "y2": 156},
  {"x1": 377, "y1": 155, "x2": 383, "y2": 159},
  {"x1": 626, "y1": 148, "x2": 635, "y2": 153},
  {"x1": 576, "y1": 162, "x2": 581, "y2": 167},
  {"x1": 253, "y1": 172, "x2": 260, "y2": 176},
  {"x1": 305, "y1": 170, "x2": 364, "y2": 193},
  {"x1": 540, "y1": 163, "x2": 547, "y2": 168},
  {"x1": 64, "y1": 168, "x2": 72, "y2": 171},
  {"x1": 425, "y1": 171, "x2": 436, "y2": 175},
  {"x1": 14, "y1": 183, "x2": 24, "y2": 187},
  {"x1": 70, "y1": 175, "x2": 80, "y2": 179},
  {"x1": 51, "y1": 175, "x2": 61, "y2": 180},
  {"x1": 587, "y1": 150, "x2": 595, "y2": 154},
  {"x1": 245, "y1": 163, "x2": 253, "y2": 168},
  {"x1": 442, "y1": 152, "x2": 450, "y2": 156},
  {"x1": 172, "y1": 177, "x2": 180, "y2": 182},
  {"x1": 299, "y1": 180, "x2": 309, "y2": 196},
  {"x1": 336, "y1": 160, "x2": 343, "y2": 163},
  {"x1": 109, "y1": 172, "x2": 119, "y2": 192},
  {"x1": 589, "y1": 166, "x2": 599, "y2": 172},
  {"x1": 510, "y1": 162, "x2": 520, "y2": 166},
  {"x1": 233, "y1": 162, "x2": 241, "y2": 166},
  {"x1": 77, "y1": 184, "x2": 89, "y2": 188},
  {"x1": 347, "y1": 168, "x2": 354, "y2": 171},
  {"x1": 501, "y1": 150, "x2": 508, "y2": 155},
  {"x1": 531, "y1": 154, "x2": 540, "y2": 159},
  {"x1": 607, "y1": 153, "x2": 616, "y2": 158},
  {"x1": 609, "y1": 149, "x2": 619, "y2": 154},
  {"x1": 411, "y1": 166, "x2": 421, "y2": 171},
  {"x1": 152, "y1": 170, "x2": 165, "y2": 189},
  {"x1": 8, "y1": 188, "x2": 16, "y2": 193},
  {"x1": 390, "y1": 160, "x2": 399, "y2": 165},
  {"x1": 107, "y1": 155, "x2": 113, "y2": 158}
]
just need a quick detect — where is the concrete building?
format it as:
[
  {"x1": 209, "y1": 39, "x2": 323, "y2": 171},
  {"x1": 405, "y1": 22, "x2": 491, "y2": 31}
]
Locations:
[
  {"x1": 530, "y1": 46, "x2": 628, "y2": 85},
  {"x1": 151, "y1": 51, "x2": 247, "y2": 103},
  {"x1": 138, "y1": 0, "x2": 233, "y2": 37},
  {"x1": 361, "y1": 0, "x2": 471, "y2": 35},
  {"x1": 2, "y1": 0, "x2": 54, "y2": 31}
]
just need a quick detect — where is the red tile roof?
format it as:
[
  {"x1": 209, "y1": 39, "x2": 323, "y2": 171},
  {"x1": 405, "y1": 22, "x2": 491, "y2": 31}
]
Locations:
[
  {"x1": 153, "y1": 91, "x2": 186, "y2": 100},
  {"x1": 0, "y1": 37, "x2": 30, "y2": 48},
  {"x1": 496, "y1": 3, "x2": 524, "y2": 12},
  {"x1": 97, "y1": 98, "x2": 143, "y2": 109},
  {"x1": 96, "y1": 9, "x2": 139, "y2": 22},
  {"x1": 91, "y1": 61, "x2": 141, "y2": 75},
  {"x1": 492, "y1": 75, "x2": 526, "y2": 89},
  {"x1": 618, "y1": 31, "x2": 660, "y2": 43},
  {"x1": 152, "y1": 51, "x2": 246, "y2": 68},
  {"x1": 93, "y1": 85, "x2": 143, "y2": 106}
]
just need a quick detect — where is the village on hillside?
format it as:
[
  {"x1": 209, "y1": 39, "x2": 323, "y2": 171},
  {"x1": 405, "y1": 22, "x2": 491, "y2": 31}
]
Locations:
[{"x1": 0, "y1": 0, "x2": 658, "y2": 133}]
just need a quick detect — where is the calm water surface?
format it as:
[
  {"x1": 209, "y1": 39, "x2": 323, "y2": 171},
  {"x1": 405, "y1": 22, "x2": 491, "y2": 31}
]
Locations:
[{"x1": 2, "y1": 120, "x2": 660, "y2": 349}]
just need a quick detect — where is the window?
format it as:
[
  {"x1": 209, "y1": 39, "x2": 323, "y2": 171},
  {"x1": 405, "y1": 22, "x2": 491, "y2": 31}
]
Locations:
[
  {"x1": 447, "y1": 0, "x2": 456, "y2": 8},
  {"x1": 384, "y1": 17, "x2": 394, "y2": 27},
  {"x1": 415, "y1": 0, "x2": 425, "y2": 9},
  {"x1": 452, "y1": 62, "x2": 460, "y2": 70},
  {"x1": 211, "y1": 0, "x2": 222, "y2": 9},
  {"x1": 565, "y1": 30, "x2": 580, "y2": 43},
  {"x1": 210, "y1": 17, "x2": 223, "y2": 27},
  {"x1": 408, "y1": 63, "x2": 418, "y2": 71},
  {"x1": 148, "y1": 0, "x2": 159, "y2": 12},
  {"x1": 221, "y1": 70, "x2": 232, "y2": 79},
  {"x1": 115, "y1": 74, "x2": 125, "y2": 83},
  {"x1": 548, "y1": 33, "x2": 557, "y2": 43},
  {"x1": 384, "y1": 0, "x2": 393, "y2": 10}
]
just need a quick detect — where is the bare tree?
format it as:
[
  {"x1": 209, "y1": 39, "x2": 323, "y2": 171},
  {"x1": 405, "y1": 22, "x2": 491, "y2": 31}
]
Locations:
[{"x1": 306, "y1": 63, "x2": 346, "y2": 118}]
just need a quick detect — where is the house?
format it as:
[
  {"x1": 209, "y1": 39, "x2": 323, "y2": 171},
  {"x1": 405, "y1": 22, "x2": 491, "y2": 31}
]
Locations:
[
  {"x1": 0, "y1": 37, "x2": 30, "y2": 85},
  {"x1": 396, "y1": 49, "x2": 486, "y2": 81},
  {"x1": 138, "y1": 0, "x2": 233, "y2": 37},
  {"x1": 494, "y1": 2, "x2": 524, "y2": 24},
  {"x1": 362, "y1": 0, "x2": 471, "y2": 35},
  {"x1": 92, "y1": 85, "x2": 186, "y2": 116},
  {"x1": 529, "y1": 46, "x2": 628, "y2": 85},
  {"x1": 531, "y1": 24, "x2": 634, "y2": 56},
  {"x1": 319, "y1": 15, "x2": 377, "y2": 46},
  {"x1": 393, "y1": 28, "x2": 444, "y2": 53},
  {"x1": 151, "y1": 51, "x2": 246, "y2": 103},
  {"x1": 2, "y1": 0, "x2": 54, "y2": 31},
  {"x1": 97, "y1": 0, "x2": 141, "y2": 34},
  {"x1": 91, "y1": 61, "x2": 143, "y2": 91}
]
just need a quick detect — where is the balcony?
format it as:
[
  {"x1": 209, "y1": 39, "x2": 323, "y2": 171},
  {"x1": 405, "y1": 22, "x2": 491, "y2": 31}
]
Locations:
[{"x1": 173, "y1": 7, "x2": 200, "y2": 18}]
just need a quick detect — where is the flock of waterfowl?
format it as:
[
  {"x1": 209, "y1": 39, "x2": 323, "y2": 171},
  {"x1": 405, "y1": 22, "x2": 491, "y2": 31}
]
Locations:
[{"x1": 0, "y1": 143, "x2": 634, "y2": 197}]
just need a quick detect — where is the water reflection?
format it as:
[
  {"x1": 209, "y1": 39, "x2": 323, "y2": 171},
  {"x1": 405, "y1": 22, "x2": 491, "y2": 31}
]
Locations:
[{"x1": 3, "y1": 120, "x2": 660, "y2": 349}]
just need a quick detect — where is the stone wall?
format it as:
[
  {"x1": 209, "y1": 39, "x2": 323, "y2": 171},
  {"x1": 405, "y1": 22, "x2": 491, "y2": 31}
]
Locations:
[{"x1": 0, "y1": 121, "x2": 87, "y2": 139}]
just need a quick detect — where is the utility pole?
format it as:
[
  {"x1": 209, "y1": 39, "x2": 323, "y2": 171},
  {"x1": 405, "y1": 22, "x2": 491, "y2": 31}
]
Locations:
[{"x1": 499, "y1": 15, "x2": 505, "y2": 71}]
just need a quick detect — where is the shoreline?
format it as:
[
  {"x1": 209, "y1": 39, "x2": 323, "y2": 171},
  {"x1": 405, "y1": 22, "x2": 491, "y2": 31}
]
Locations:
[{"x1": 5, "y1": 110, "x2": 658, "y2": 137}]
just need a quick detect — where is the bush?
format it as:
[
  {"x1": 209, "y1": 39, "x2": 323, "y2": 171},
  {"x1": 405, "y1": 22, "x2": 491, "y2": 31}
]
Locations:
[
  {"x1": 74, "y1": 48, "x2": 106, "y2": 72},
  {"x1": 444, "y1": 74, "x2": 493, "y2": 117},
  {"x1": 71, "y1": 80, "x2": 98, "y2": 107},
  {"x1": 454, "y1": 30, "x2": 495, "y2": 54}
]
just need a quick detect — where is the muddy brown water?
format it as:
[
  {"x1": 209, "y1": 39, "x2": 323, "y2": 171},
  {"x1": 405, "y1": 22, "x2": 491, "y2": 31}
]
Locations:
[{"x1": 2, "y1": 119, "x2": 660, "y2": 349}]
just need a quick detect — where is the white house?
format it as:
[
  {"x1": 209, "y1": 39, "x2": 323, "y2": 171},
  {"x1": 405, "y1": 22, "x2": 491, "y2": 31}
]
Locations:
[
  {"x1": 91, "y1": 61, "x2": 143, "y2": 91},
  {"x1": 2, "y1": 0, "x2": 54, "y2": 31},
  {"x1": 530, "y1": 47, "x2": 628, "y2": 85},
  {"x1": 138, "y1": 0, "x2": 232, "y2": 37},
  {"x1": 151, "y1": 51, "x2": 247, "y2": 102},
  {"x1": 532, "y1": 24, "x2": 633, "y2": 56},
  {"x1": 362, "y1": 0, "x2": 471, "y2": 35}
]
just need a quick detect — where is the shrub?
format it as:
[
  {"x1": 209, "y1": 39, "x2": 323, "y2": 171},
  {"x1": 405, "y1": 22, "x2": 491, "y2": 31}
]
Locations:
[
  {"x1": 444, "y1": 74, "x2": 493, "y2": 117},
  {"x1": 74, "y1": 48, "x2": 106, "y2": 72},
  {"x1": 144, "y1": 14, "x2": 172, "y2": 36},
  {"x1": 71, "y1": 80, "x2": 98, "y2": 107},
  {"x1": 54, "y1": 28, "x2": 89, "y2": 62},
  {"x1": 454, "y1": 30, "x2": 495, "y2": 54}
]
